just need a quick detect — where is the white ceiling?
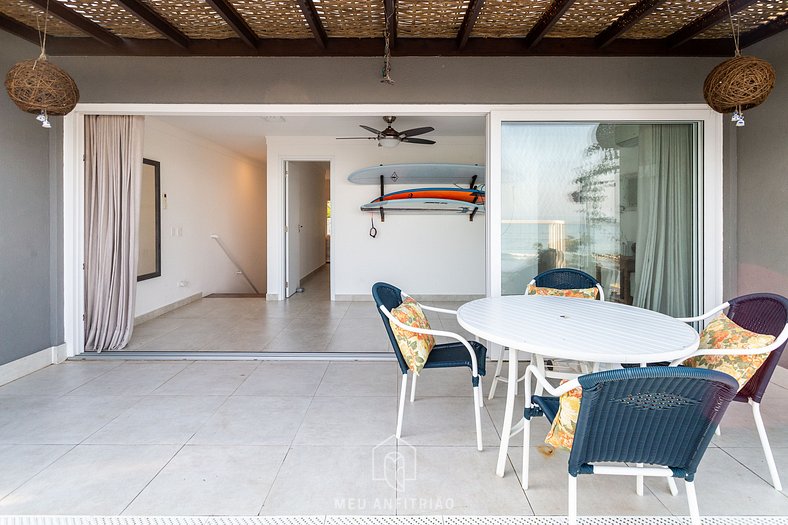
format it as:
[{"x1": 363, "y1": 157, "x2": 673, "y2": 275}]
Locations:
[{"x1": 152, "y1": 115, "x2": 486, "y2": 163}]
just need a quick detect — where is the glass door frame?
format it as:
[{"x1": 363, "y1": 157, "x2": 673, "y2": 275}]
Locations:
[{"x1": 486, "y1": 105, "x2": 724, "y2": 316}]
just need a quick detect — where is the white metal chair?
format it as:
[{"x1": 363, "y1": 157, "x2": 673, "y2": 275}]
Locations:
[
  {"x1": 372, "y1": 282, "x2": 487, "y2": 451},
  {"x1": 670, "y1": 293, "x2": 788, "y2": 490},
  {"x1": 488, "y1": 268, "x2": 605, "y2": 400}
]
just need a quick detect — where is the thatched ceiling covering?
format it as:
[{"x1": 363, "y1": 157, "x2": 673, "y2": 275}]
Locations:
[{"x1": 0, "y1": 0, "x2": 786, "y2": 56}]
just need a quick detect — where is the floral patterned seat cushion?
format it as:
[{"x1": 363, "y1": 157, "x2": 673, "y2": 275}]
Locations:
[
  {"x1": 682, "y1": 312, "x2": 775, "y2": 390},
  {"x1": 545, "y1": 380, "x2": 583, "y2": 451},
  {"x1": 389, "y1": 297, "x2": 436, "y2": 375},
  {"x1": 527, "y1": 283, "x2": 599, "y2": 300}
]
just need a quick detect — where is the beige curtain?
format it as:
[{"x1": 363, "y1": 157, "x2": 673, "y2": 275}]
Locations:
[{"x1": 84, "y1": 115, "x2": 145, "y2": 351}]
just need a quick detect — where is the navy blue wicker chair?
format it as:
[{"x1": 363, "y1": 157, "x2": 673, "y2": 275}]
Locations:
[
  {"x1": 488, "y1": 268, "x2": 604, "y2": 400},
  {"x1": 372, "y1": 282, "x2": 487, "y2": 450},
  {"x1": 522, "y1": 365, "x2": 739, "y2": 525},
  {"x1": 671, "y1": 293, "x2": 788, "y2": 490}
]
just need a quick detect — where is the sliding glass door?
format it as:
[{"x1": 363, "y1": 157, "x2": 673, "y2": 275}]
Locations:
[{"x1": 496, "y1": 120, "x2": 703, "y2": 317}]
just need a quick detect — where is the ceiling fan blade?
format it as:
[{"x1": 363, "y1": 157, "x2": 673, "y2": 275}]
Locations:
[
  {"x1": 401, "y1": 137, "x2": 436, "y2": 145},
  {"x1": 336, "y1": 137, "x2": 377, "y2": 140},
  {"x1": 399, "y1": 126, "x2": 435, "y2": 137},
  {"x1": 359, "y1": 125, "x2": 382, "y2": 135}
]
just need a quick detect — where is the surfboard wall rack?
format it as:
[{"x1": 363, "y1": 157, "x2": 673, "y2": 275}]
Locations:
[{"x1": 348, "y1": 163, "x2": 486, "y2": 223}]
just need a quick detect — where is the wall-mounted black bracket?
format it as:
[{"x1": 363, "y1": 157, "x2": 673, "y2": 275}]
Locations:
[
  {"x1": 379, "y1": 174, "x2": 385, "y2": 222},
  {"x1": 469, "y1": 174, "x2": 478, "y2": 189},
  {"x1": 469, "y1": 207, "x2": 479, "y2": 222}
]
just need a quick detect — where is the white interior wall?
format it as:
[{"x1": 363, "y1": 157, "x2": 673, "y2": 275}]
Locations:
[
  {"x1": 267, "y1": 135, "x2": 485, "y2": 299},
  {"x1": 290, "y1": 161, "x2": 330, "y2": 279},
  {"x1": 136, "y1": 118, "x2": 267, "y2": 316}
]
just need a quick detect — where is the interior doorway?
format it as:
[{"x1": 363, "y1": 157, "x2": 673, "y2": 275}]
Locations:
[{"x1": 285, "y1": 160, "x2": 331, "y2": 299}]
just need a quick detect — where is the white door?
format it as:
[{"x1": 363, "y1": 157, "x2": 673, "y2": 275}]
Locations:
[{"x1": 285, "y1": 161, "x2": 301, "y2": 298}]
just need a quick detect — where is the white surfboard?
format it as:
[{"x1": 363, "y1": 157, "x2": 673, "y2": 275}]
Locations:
[{"x1": 348, "y1": 163, "x2": 485, "y2": 186}]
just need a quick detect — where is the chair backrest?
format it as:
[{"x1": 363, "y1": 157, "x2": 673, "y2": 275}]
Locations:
[
  {"x1": 569, "y1": 366, "x2": 738, "y2": 481},
  {"x1": 371, "y1": 282, "x2": 409, "y2": 374},
  {"x1": 726, "y1": 293, "x2": 788, "y2": 403},
  {"x1": 530, "y1": 268, "x2": 604, "y2": 300}
]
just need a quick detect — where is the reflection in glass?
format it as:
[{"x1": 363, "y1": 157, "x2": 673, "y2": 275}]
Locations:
[{"x1": 500, "y1": 122, "x2": 699, "y2": 317}]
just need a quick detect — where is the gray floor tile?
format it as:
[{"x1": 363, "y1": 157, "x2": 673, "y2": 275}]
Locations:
[
  {"x1": 294, "y1": 396, "x2": 397, "y2": 446},
  {"x1": 327, "y1": 317, "x2": 391, "y2": 352},
  {"x1": 234, "y1": 361, "x2": 329, "y2": 397},
  {"x1": 0, "y1": 395, "x2": 141, "y2": 445},
  {"x1": 68, "y1": 362, "x2": 191, "y2": 396},
  {"x1": 153, "y1": 361, "x2": 259, "y2": 395},
  {"x1": 343, "y1": 301, "x2": 380, "y2": 319},
  {"x1": 84, "y1": 395, "x2": 227, "y2": 445},
  {"x1": 316, "y1": 362, "x2": 398, "y2": 397},
  {"x1": 265, "y1": 318, "x2": 341, "y2": 352},
  {"x1": 396, "y1": 446, "x2": 531, "y2": 515},
  {"x1": 723, "y1": 446, "x2": 788, "y2": 494},
  {"x1": 261, "y1": 445, "x2": 396, "y2": 515},
  {"x1": 124, "y1": 445, "x2": 288, "y2": 515},
  {"x1": 0, "y1": 444, "x2": 178, "y2": 515},
  {"x1": 397, "y1": 396, "x2": 500, "y2": 448},
  {"x1": 0, "y1": 445, "x2": 73, "y2": 500},
  {"x1": 645, "y1": 447, "x2": 788, "y2": 516},
  {"x1": 189, "y1": 396, "x2": 311, "y2": 445},
  {"x1": 0, "y1": 361, "x2": 122, "y2": 396}
]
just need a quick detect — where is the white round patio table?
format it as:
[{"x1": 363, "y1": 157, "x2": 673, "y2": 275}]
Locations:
[{"x1": 456, "y1": 294, "x2": 700, "y2": 478}]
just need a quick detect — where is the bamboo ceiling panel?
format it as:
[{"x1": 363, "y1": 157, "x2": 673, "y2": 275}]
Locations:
[
  {"x1": 472, "y1": 0, "x2": 552, "y2": 38},
  {"x1": 549, "y1": 0, "x2": 637, "y2": 37},
  {"x1": 397, "y1": 0, "x2": 469, "y2": 38},
  {"x1": 57, "y1": 0, "x2": 160, "y2": 38},
  {"x1": 699, "y1": 0, "x2": 788, "y2": 38},
  {"x1": 315, "y1": 0, "x2": 385, "y2": 37},
  {"x1": 626, "y1": 0, "x2": 724, "y2": 38},
  {"x1": 145, "y1": 0, "x2": 236, "y2": 39},
  {"x1": 230, "y1": 0, "x2": 311, "y2": 38},
  {"x1": 1, "y1": 0, "x2": 85, "y2": 36}
]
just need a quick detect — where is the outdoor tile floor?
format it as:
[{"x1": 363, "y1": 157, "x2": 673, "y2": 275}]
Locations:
[{"x1": 0, "y1": 358, "x2": 786, "y2": 517}]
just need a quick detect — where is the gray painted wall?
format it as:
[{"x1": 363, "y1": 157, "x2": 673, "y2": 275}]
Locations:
[
  {"x1": 0, "y1": 34, "x2": 63, "y2": 366},
  {"x1": 736, "y1": 31, "x2": 788, "y2": 299}
]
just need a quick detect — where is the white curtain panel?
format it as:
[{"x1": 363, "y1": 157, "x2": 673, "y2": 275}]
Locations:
[
  {"x1": 634, "y1": 124, "x2": 694, "y2": 317},
  {"x1": 84, "y1": 115, "x2": 145, "y2": 352}
]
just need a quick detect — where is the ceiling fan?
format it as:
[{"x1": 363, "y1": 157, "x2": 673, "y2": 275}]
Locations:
[{"x1": 337, "y1": 116, "x2": 436, "y2": 148}]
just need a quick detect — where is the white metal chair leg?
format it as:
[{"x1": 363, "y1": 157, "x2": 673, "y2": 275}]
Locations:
[
  {"x1": 534, "y1": 355, "x2": 546, "y2": 396},
  {"x1": 715, "y1": 425, "x2": 721, "y2": 437},
  {"x1": 636, "y1": 463, "x2": 644, "y2": 496},
  {"x1": 667, "y1": 477, "x2": 679, "y2": 496},
  {"x1": 496, "y1": 353, "x2": 519, "y2": 477},
  {"x1": 396, "y1": 373, "x2": 408, "y2": 438},
  {"x1": 751, "y1": 400, "x2": 783, "y2": 490},
  {"x1": 522, "y1": 416, "x2": 531, "y2": 489},
  {"x1": 410, "y1": 373, "x2": 417, "y2": 403},
  {"x1": 568, "y1": 474, "x2": 578, "y2": 525},
  {"x1": 488, "y1": 347, "x2": 505, "y2": 400},
  {"x1": 473, "y1": 384, "x2": 483, "y2": 451},
  {"x1": 478, "y1": 377, "x2": 484, "y2": 407},
  {"x1": 686, "y1": 480, "x2": 700, "y2": 525}
]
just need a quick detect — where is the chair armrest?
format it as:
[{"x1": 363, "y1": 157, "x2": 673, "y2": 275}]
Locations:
[
  {"x1": 675, "y1": 302, "x2": 730, "y2": 323},
  {"x1": 523, "y1": 364, "x2": 580, "y2": 406},
  {"x1": 669, "y1": 323, "x2": 788, "y2": 366},
  {"x1": 379, "y1": 304, "x2": 479, "y2": 376}
]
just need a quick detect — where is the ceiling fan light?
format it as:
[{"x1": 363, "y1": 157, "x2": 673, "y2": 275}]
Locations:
[{"x1": 379, "y1": 136, "x2": 400, "y2": 148}]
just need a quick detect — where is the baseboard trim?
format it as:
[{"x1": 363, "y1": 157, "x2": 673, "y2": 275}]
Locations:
[
  {"x1": 134, "y1": 293, "x2": 203, "y2": 325},
  {"x1": 0, "y1": 343, "x2": 68, "y2": 386},
  {"x1": 334, "y1": 294, "x2": 485, "y2": 302}
]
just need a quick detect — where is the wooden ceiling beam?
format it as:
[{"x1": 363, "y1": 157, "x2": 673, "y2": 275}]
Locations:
[
  {"x1": 384, "y1": 0, "x2": 397, "y2": 47},
  {"x1": 524, "y1": 0, "x2": 576, "y2": 49},
  {"x1": 457, "y1": 0, "x2": 485, "y2": 50},
  {"x1": 0, "y1": 13, "x2": 41, "y2": 45},
  {"x1": 205, "y1": 0, "x2": 258, "y2": 49},
  {"x1": 595, "y1": 0, "x2": 664, "y2": 48},
  {"x1": 113, "y1": 0, "x2": 190, "y2": 49},
  {"x1": 740, "y1": 12, "x2": 788, "y2": 48},
  {"x1": 42, "y1": 36, "x2": 734, "y2": 57},
  {"x1": 26, "y1": 0, "x2": 122, "y2": 47},
  {"x1": 666, "y1": 0, "x2": 758, "y2": 48},
  {"x1": 295, "y1": 0, "x2": 328, "y2": 49}
]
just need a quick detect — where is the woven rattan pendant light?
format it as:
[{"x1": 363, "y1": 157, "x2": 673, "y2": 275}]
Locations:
[
  {"x1": 4, "y1": 0, "x2": 79, "y2": 128},
  {"x1": 703, "y1": 0, "x2": 775, "y2": 126}
]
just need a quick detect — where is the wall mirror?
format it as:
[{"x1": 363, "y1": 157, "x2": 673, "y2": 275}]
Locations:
[{"x1": 137, "y1": 158, "x2": 161, "y2": 281}]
